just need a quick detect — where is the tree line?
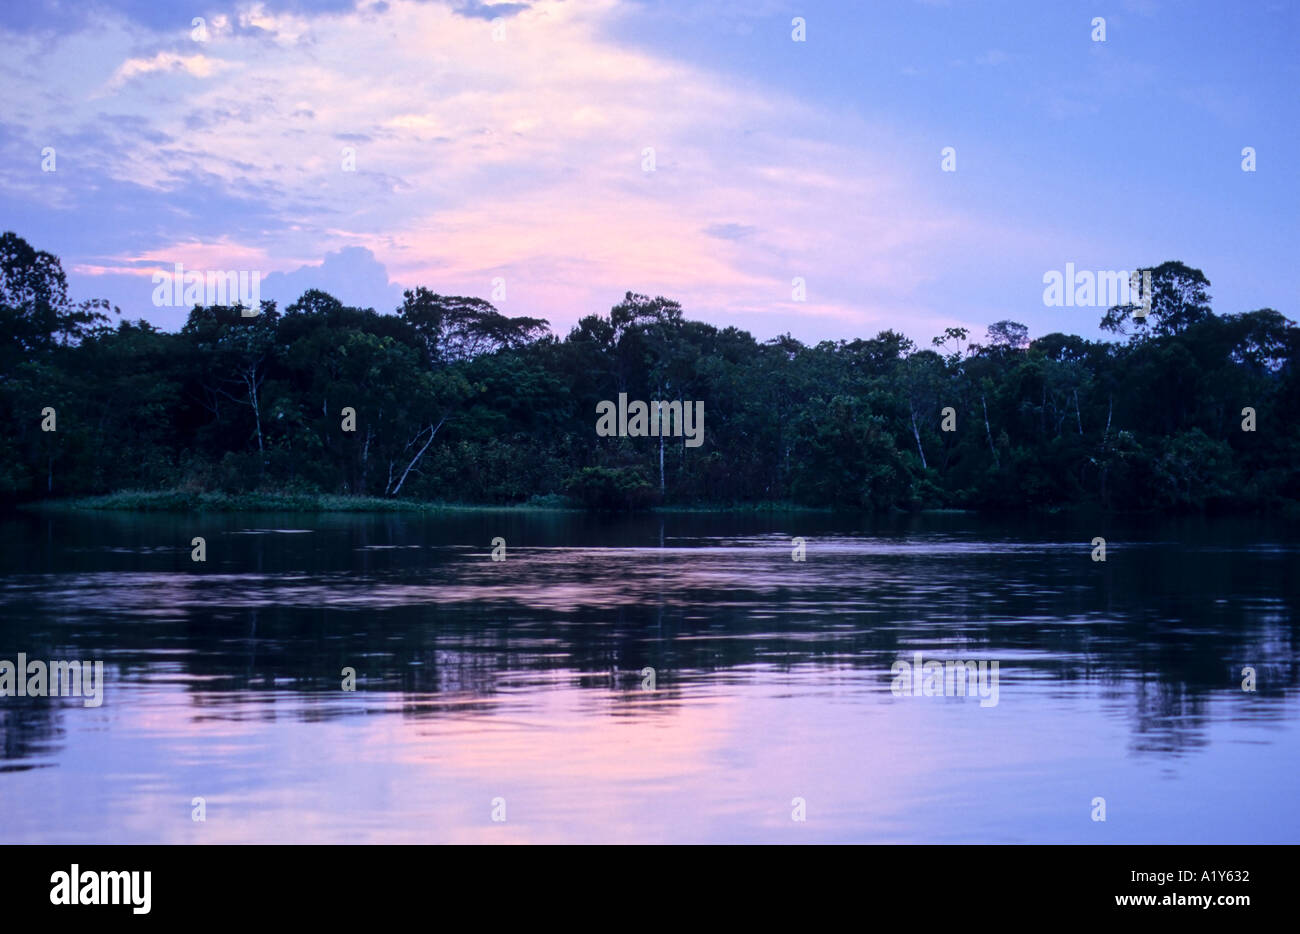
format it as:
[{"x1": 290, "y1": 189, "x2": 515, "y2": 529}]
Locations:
[{"x1": 2, "y1": 230, "x2": 1297, "y2": 512}]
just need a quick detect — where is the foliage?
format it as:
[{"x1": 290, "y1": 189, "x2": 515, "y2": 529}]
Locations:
[{"x1": 3, "y1": 234, "x2": 1297, "y2": 514}]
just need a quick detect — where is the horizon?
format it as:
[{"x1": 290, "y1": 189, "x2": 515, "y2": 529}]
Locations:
[{"x1": 4, "y1": 230, "x2": 1266, "y2": 349}]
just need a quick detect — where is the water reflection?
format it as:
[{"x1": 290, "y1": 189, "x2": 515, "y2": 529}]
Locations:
[{"x1": 0, "y1": 510, "x2": 1296, "y2": 842}]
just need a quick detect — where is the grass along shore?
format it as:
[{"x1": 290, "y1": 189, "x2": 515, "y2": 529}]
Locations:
[
  {"x1": 22, "y1": 489, "x2": 835, "y2": 514},
  {"x1": 25, "y1": 489, "x2": 570, "y2": 513}
]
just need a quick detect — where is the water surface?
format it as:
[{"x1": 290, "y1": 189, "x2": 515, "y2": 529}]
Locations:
[{"x1": 1, "y1": 510, "x2": 1296, "y2": 843}]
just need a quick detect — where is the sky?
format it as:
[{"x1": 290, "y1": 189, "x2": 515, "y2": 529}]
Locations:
[{"x1": 1, "y1": 0, "x2": 1296, "y2": 347}]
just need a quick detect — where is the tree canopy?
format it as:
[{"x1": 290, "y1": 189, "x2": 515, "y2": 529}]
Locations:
[{"x1": 3, "y1": 233, "x2": 1297, "y2": 513}]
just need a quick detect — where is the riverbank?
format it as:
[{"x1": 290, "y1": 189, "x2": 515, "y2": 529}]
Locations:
[
  {"x1": 22, "y1": 490, "x2": 560, "y2": 513},
  {"x1": 20, "y1": 489, "x2": 838, "y2": 514},
  {"x1": 34, "y1": 488, "x2": 1283, "y2": 518}
]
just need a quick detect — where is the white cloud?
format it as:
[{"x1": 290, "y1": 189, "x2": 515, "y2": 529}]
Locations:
[
  {"x1": 0, "y1": 0, "x2": 1015, "y2": 342},
  {"x1": 106, "y1": 51, "x2": 235, "y2": 89}
]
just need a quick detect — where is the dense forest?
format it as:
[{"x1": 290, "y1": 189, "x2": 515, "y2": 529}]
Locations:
[{"x1": 2, "y1": 230, "x2": 1297, "y2": 512}]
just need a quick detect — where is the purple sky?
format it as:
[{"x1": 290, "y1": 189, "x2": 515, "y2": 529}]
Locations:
[{"x1": 2, "y1": 0, "x2": 1296, "y2": 346}]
